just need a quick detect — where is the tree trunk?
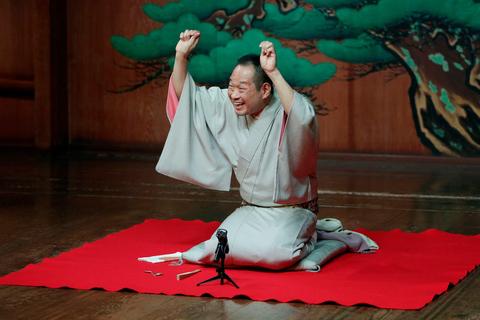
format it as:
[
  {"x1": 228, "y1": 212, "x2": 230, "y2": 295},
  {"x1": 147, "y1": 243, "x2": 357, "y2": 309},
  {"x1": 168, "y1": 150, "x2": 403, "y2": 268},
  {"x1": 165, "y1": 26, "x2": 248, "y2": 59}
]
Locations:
[
  {"x1": 386, "y1": 29, "x2": 480, "y2": 156},
  {"x1": 205, "y1": 0, "x2": 266, "y2": 35}
]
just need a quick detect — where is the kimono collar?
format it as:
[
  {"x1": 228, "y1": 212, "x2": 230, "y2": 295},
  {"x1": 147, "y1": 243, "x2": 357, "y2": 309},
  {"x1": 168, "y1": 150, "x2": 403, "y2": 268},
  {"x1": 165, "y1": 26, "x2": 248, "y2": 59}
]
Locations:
[
  {"x1": 252, "y1": 91, "x2": 281, "y2": 122},
  {"x1": 235, "y1": 91, "x2": 282, "y2": 185}
]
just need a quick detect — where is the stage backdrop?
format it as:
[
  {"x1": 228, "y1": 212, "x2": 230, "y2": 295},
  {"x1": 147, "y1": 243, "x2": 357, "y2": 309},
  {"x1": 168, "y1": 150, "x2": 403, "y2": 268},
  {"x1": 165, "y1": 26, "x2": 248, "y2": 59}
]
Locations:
[
  {"x1": 2, "y1": 0, "x2": 480, "y2": 156},
  {"x1": 0, "y1": 0, "x2": 34, "y2": 146}
]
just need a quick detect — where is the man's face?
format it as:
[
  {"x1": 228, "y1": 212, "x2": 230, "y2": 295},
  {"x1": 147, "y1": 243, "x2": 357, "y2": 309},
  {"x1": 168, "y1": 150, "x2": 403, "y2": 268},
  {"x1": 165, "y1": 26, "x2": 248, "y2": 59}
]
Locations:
[{"x1": 228, "y1": 65, "x2": 267, "y2": 117}]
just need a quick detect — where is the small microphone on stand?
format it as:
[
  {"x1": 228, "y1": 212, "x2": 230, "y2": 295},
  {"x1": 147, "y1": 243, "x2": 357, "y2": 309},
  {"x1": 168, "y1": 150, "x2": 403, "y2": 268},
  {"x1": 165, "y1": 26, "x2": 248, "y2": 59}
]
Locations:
[{"x1": 197, "y1": 228, "x2": 239, "y2": 288}]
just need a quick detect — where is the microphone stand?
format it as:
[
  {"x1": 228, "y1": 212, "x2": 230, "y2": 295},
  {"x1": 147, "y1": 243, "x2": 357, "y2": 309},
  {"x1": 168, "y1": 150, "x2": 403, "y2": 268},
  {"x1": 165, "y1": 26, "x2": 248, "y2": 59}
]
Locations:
[{"x1": 197, "y1": 229, "x2": 239, "y2": 288}]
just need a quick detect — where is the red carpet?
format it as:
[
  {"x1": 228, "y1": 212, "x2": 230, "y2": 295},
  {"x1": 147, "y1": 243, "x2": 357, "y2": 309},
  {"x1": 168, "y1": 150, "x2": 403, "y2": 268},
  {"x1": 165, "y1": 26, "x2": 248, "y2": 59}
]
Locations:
[{"x1": 1, "y1": 219, "x2": 479, "y2": 310}]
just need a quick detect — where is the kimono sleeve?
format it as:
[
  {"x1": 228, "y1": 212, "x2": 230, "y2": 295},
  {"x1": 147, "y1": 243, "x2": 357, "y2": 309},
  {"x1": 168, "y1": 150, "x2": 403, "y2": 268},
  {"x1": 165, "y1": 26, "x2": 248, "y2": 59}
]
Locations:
[
  {"x1": 155, "y1": 73, "x2": 232, "y2": 191},
  {"x1": 274, "y1": 91, "x2": 319, "y2": 203}
]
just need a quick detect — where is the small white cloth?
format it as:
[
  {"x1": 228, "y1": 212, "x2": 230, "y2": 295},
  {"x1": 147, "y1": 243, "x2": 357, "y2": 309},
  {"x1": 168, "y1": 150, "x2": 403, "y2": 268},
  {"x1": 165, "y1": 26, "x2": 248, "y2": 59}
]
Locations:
[
  {"x1": 316, "y1": 218, "x2": 343, "y2": 232},
  {"x1": 316, "y1": 218, "x2": 379, "y2": 252}
]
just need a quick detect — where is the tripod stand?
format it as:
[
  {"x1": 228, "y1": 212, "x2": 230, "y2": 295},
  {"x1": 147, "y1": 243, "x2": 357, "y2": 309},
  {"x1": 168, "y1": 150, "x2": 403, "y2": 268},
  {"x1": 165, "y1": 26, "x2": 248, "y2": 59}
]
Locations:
[{"x1": 197, "y1": 229, "x2": 239, "y2": 288}]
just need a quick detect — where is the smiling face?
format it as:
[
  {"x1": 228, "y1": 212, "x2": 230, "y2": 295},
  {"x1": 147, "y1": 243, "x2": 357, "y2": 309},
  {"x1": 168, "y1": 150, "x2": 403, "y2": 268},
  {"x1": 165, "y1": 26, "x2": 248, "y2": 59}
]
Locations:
[{"x1": 228, "y1": 64, "x2": 271, "y2": 117}]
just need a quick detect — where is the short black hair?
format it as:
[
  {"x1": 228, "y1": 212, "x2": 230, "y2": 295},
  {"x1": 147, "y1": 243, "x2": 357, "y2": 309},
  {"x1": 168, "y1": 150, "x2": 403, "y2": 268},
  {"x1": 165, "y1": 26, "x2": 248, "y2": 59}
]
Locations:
[{"x1": 236, "y1": 54, "x2": 273, "y2": 91}]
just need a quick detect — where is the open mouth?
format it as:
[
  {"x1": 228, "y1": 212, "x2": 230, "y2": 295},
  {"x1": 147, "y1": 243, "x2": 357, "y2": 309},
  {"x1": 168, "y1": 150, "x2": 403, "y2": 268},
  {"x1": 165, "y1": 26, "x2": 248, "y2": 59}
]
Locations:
[{"x1": 233, "y1": 102, "x2": 244, "y2": 110}]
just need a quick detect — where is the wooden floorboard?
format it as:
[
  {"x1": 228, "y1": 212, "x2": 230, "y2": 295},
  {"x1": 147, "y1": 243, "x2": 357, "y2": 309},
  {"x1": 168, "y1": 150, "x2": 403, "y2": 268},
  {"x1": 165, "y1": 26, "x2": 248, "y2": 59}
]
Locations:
[{"x1": 0, "y1": 149, "x2": 479, "y2": 319}]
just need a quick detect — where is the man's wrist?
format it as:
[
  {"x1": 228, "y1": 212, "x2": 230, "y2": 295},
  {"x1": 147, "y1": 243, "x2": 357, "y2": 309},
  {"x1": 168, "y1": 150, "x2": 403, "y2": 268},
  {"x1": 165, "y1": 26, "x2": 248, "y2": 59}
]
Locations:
[
  {"x1": 265, "y1": 68, "x2": 282, "y2": 82},
  {"x1": 175, "y1": 52, "x2": 189, "y2": 61}
]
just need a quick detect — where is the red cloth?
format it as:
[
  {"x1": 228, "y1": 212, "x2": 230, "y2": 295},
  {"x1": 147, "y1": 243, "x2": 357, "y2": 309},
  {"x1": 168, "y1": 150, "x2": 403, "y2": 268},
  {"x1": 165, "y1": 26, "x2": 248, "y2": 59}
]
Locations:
[{"x1": 1, "y1": 219, "x2": 479, "y2": 310}]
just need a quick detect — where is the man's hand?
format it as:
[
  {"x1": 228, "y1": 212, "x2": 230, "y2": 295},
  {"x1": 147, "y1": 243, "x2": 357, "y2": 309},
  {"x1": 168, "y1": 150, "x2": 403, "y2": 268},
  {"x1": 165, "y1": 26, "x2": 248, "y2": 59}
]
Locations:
[
  {"x1": 259, "y1": 41, "x2": 295, "y2": 115},
  {"x1": 176, "y1": 29, "x2": 201, "y2": 59},
  {"x1": 172, "y1": 30, "x2": 200, "y2": 98},
  {"x1": 259, "y1": 41, "x2": 277, "y2": 74}
]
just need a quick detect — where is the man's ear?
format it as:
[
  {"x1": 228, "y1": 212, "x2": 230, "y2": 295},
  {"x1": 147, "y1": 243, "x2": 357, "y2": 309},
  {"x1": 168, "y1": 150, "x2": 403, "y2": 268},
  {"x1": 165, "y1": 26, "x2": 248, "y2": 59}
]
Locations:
[{"x1": 261, "y1": 82, "x2": 272, "y2": 99}]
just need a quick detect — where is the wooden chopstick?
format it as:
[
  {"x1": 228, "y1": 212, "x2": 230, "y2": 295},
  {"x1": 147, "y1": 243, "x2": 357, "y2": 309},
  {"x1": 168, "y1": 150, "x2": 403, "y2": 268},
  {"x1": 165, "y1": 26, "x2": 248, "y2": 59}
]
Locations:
[{"x1": 177, "y1": 269, "x2": 201, "y2": 280}]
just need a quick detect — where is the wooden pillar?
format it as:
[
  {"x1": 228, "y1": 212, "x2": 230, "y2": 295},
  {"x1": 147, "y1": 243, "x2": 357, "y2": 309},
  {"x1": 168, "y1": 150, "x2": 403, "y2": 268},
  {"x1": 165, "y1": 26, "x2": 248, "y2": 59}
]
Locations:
[{"x1": 33, "y1": 0, "x2": 68, "y2": 150}]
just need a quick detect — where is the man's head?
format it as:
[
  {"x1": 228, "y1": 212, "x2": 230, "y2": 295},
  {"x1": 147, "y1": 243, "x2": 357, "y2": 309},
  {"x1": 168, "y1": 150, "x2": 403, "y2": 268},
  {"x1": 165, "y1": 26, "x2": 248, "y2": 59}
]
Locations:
[{"x1": 228, "y1": 54, "x2": 273, "y2": 117}]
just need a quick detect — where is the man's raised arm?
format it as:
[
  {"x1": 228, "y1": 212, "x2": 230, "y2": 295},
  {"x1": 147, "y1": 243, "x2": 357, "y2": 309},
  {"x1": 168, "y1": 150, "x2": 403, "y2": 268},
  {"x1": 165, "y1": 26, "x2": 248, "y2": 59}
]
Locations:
[
  {"x1": 172, "y1": 30, "x2": 201, "y2": 99},
  {"x1": 259, "y1": 41, "x2": 295, "y2": 115}
]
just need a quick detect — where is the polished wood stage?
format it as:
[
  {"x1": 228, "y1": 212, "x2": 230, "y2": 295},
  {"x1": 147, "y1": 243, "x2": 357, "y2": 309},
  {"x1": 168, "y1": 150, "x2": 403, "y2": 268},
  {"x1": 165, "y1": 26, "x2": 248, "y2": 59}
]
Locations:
[{"x1": 0, "y1": 148, "x2": 479, "y2": 319}]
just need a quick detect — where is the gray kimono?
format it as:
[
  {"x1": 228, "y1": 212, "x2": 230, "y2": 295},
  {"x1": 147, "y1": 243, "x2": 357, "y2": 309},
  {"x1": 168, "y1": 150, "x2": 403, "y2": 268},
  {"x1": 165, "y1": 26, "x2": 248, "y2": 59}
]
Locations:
[{"x1": 156, "y1": 73, "x2": 320, "y2": 270}]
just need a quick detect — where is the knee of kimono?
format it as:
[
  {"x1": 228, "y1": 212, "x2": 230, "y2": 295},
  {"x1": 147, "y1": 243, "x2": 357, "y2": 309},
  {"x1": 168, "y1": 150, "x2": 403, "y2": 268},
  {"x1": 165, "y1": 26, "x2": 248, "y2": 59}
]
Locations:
[
  {"x1": 182, "y1": 206, "x2": 317, "y2": 270},
  {"x1": 182, "y1": 238, "x2": 218, "y2": 265},
  {"x1": 256, "y1": 220, "x2": 317, "y2": 270},
  {"x1": 274, "y1": 209, "x2": 318, "y2": 268},
  {"x1": 181, "y1": 207, "x2": 250, "y2": 265},
  {"x1": 227, "y1": 206, "x2": 318, "y2": 270},
  {"x1": 295, "y1": 231, "x2": 317, "y2": 262}
]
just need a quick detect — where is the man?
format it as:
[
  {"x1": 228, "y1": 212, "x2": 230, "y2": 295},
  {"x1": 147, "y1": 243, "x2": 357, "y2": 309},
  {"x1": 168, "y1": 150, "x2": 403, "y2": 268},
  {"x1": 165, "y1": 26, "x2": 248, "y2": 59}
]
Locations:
[{"x1": 156, "y1": 29, "x2": 320, "y2": 270}]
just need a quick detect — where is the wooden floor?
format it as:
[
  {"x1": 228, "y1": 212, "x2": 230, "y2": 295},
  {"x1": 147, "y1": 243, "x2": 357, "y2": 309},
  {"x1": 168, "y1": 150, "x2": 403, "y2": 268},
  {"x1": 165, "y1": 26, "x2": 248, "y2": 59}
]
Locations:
[{"x1": 0, "y1": 148, "x2": 479, "y2": 320}]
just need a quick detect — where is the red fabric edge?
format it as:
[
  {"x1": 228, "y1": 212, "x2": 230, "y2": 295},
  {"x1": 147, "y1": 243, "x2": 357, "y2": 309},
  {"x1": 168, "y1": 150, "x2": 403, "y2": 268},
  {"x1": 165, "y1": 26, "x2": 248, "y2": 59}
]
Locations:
[{"x1": 0, "y1": 219, "x2": 479, "y2": 310}]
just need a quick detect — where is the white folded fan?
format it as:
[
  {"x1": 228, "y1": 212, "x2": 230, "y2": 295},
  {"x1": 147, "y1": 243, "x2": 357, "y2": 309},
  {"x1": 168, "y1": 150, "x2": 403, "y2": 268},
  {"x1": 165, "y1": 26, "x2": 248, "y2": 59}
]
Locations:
[{"x1": 138, "y1": 251, "x2": 182, "y2": 263}]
